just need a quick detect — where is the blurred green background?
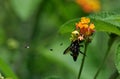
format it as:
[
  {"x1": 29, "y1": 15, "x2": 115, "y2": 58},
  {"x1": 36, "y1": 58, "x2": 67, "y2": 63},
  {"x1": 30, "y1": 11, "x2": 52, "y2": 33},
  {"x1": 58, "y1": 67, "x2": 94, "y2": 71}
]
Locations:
[{"x1": 0, "y1": 0, "x2": 120, "y2": 79}]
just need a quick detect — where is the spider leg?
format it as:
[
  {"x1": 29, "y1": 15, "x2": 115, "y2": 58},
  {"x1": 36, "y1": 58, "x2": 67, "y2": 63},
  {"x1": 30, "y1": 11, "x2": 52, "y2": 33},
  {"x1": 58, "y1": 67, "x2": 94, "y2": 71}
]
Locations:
[
  {"x1": 79, "y1": 51, "x2": 86, "y2": 56},
  {"x1": 80, "y1": 45, "x2": 83, "y2": 47},
  {"x1": 63, "y1": 46, "x2": 70, "y2": 54}
]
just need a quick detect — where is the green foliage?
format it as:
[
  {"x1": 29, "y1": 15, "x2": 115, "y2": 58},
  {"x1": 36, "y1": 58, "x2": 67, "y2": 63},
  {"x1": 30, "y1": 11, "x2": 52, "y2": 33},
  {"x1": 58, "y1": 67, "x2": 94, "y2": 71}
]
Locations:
[
  {"x1": 0, "y1": 58, "x2": 18, "y2": 79},
  {"x1": 1, "y1": 0, "x2": 120, "y2": 79},
  {"x1": 115, "y1": 39, "x2": 120, "y2": 73},
  {"x1": 89, "y1": 12, "x2": 120, "y2": 35},
  {"x1": 10, "y1": 0, "x2": 43, "y2": 20},
  {"x1": 59, "y1": 19, "x2": 77, "y2": 35},
  {"x1": 59, "y1": 12, "x2": 120, "y2": 36}
]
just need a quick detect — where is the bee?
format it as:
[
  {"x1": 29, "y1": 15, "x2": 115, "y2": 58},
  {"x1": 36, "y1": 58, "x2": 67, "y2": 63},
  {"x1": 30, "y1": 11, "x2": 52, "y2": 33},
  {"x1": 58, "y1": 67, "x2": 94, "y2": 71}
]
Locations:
[{"x1": 63, "y1": 40, "x2": 85, "y2": 61}]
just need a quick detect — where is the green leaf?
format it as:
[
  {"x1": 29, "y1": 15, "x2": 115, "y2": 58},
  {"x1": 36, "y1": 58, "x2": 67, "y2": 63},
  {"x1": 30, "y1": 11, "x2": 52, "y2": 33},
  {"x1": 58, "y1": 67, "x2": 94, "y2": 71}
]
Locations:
[
  {"x1": 0, "y1": 58, "x2": 18, "y2": 79},
  {"x1": 115, "y1": 43, "x2": 120, "y2": 73},
  {"x1": 90, "y1": 19, "x2": 120, "y2": 35},
  {"x1": 89, "y1": 12, "x2": 120, "y2": 35},
  {"x1": 112, "y1": 37, "x2": 120, "y2": 74},
  {"x1": 10, "y1": 0, "x2": 42, "y2": 21},
  {"x1": 59, "y1": 12, "x2": 120, "y2": 36},
  {"x1": 59, "y1": 19, "x2": 77, "y2": 35}
]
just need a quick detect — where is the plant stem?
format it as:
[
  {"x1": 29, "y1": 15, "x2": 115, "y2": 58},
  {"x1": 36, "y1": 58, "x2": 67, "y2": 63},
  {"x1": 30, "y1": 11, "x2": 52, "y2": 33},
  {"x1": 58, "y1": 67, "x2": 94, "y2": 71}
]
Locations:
[
  {"x1": 94, "y1": 49, "x2": 109, "y2": 79},
  {"x1": 94, "y1": 34, "x2": 119, "y2": 79},
  {"x1": 77, "y1": 42, "x2": 88, "y2": 79}
]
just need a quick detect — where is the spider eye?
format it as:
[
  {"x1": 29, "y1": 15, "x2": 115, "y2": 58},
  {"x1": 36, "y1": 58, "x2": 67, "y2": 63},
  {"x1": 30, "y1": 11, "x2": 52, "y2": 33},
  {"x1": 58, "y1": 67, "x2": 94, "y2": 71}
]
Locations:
[{"x1": 76, "y1": 33, "x2": 79, "y2": 35}]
